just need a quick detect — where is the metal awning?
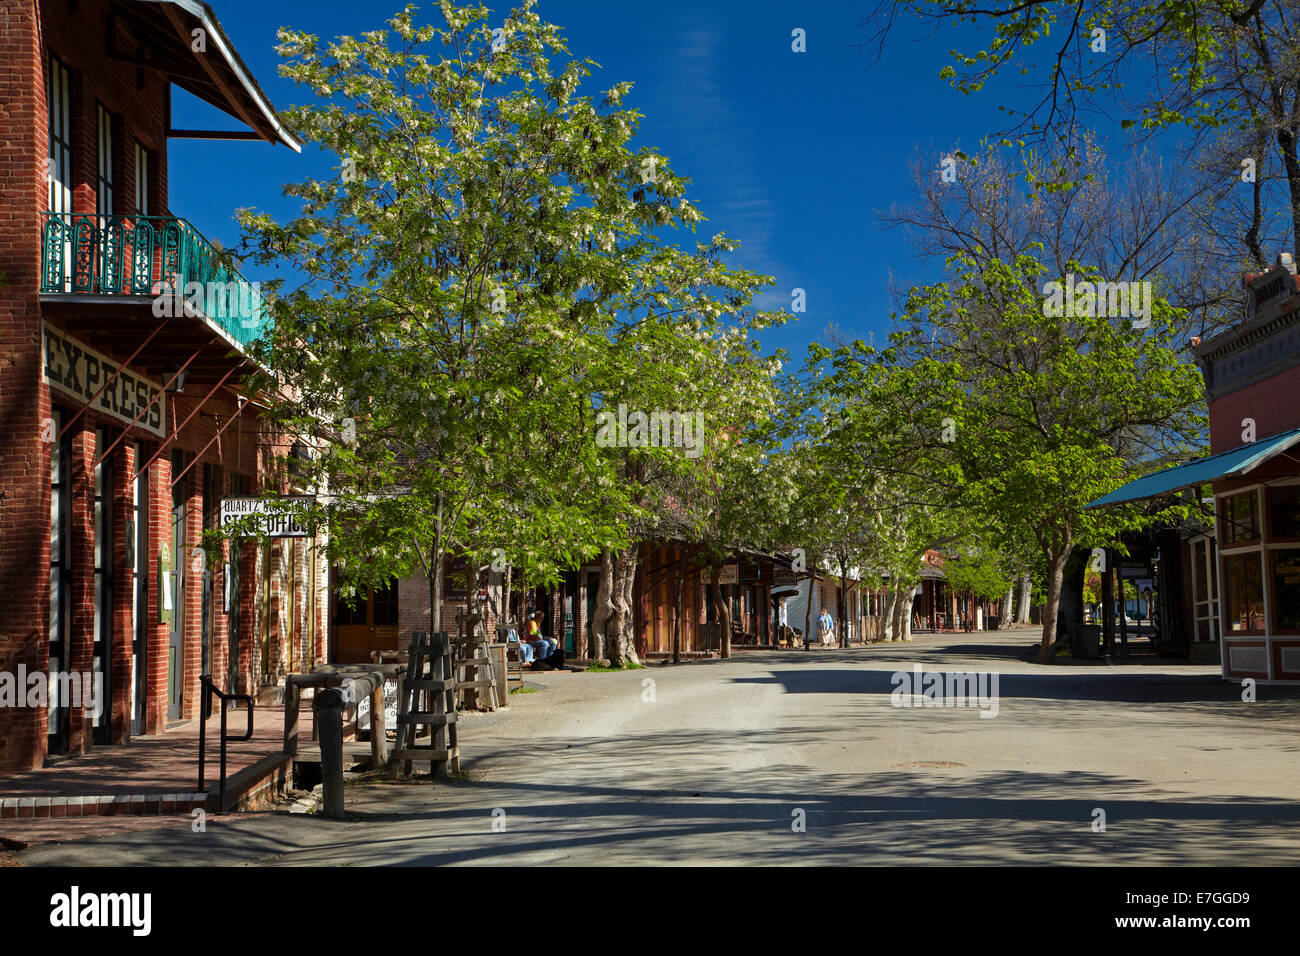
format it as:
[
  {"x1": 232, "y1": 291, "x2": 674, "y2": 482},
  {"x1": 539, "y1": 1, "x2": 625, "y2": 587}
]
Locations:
[
  {"x1": 114, "y1": 0, "x2": 301, "y2": 151},
  {"x1": 1086, "y1": 427, "x2": 1300, "y2": 508}
]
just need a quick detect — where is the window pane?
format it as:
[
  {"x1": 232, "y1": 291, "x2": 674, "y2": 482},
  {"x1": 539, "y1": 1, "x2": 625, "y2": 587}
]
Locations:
[
  {"x1": 1273, "y1": 550, "x2": 1300, "y2": 631},
  {"x1": 1223, "y1": 552, "x2": 1264, "y2": 632},
  {"x1": 1222, "y1": 491, "x2": 1260, "y2": 544},
  {"x1": 373, "y1": 581, "x2": 398, "y2": 626},
  {"x1": 1269, "y1": 485, "x2": 1300, "y2": 539}
]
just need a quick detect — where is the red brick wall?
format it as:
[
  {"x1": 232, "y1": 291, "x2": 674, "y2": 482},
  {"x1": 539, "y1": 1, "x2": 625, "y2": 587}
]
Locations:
[
  {"x1": 236, "y1": 538, "x2": 258, "y2": 696},
  {"x1": 0, "y1": 0, "x2": 52, "y2": 774},
  {"x1": 0, "y1": 0, "x2": 316, "y2": 774},
  {"x1": 396, "y1": 567, "x2": 497, "y2": 645},
  {"x1": 145, "y1": 451, "x2": 170, "y2": 735},
  {"x1": 179, "y1": 469, "x2": 202, "y2": 719},
  {"x1": 42, "y1": 0, "x2": 171, "y2": 220},
  {"x1": 1209, "y1": 364, "x2": 1300, "y2": 454},
  {"x1": 67, "y1": 424, "x2": 95, "y2": 753}
]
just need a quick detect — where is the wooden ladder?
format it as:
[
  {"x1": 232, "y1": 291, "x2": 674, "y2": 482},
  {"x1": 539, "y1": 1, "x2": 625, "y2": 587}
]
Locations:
[
  {"x1": 455, "y1": 611, "x2": 501, "y2": 712},
  {"x1": 389, "y1": 631, "x2": 461, "y2": 777}
]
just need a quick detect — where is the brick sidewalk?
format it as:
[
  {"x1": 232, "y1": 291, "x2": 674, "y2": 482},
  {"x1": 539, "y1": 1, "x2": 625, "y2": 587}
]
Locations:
[{"x1": 0, "y1": 704, "x2": 304, "y2": 825}]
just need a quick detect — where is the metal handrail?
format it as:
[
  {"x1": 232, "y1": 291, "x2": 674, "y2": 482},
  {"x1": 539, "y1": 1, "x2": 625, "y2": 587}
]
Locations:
[
  {"x1": 198, "y1": 675, "x2": 255, "y2": 813},
  {"x1": 39, "y1": 211, "x2": 269, "y2": 349}
]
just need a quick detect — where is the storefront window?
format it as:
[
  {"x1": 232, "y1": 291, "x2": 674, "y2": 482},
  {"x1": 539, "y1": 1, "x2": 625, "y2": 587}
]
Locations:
[
  {"x1": 372, "y1": 580, "x2": 398, "y2": 626},
  {"x1": 1269, "y1": 485, "x2": 1300, "y2": 540},
  {"x1": 333, "y1": 588, "x2": 369, "y2": 626},
  {"x1": 1272, "y1": 549, "x2": 1300, "y2": 632},
  {"x1": 1223, "y1": 552, "x2": 1264, "y2": 633},
  {"x1": 1221, "y1": 491, "x2": 1261, "y2": 544}
]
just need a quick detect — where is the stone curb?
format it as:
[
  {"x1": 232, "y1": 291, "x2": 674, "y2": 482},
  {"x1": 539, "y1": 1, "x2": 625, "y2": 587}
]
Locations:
[{"x1": 0, "y1": 792, "x2": 209, "y2": 821}]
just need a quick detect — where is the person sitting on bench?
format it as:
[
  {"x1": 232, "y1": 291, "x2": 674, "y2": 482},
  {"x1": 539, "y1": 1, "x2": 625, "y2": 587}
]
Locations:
[
  {"x1": 504, "y1": 621, "x2": 536, "y2": 665},
  {"x1": 523, "y1": 612, "x2": 560, "y2": 669}
]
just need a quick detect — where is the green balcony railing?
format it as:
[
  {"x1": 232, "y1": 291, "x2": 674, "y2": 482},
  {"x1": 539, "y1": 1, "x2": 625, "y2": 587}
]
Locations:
[{"x1": 41, "y1": 212, "x2": 270, "y2": 350}]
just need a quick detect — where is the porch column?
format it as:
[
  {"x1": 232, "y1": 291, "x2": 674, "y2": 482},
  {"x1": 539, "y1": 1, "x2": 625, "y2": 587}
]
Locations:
[
  {"x1": 110, "y1": 441, "x2": 134, "y2": 743},
  {"x1": 237, "y1": 539, "x2": 258, "y2": 694},
  {"x1": 145, "y1": 452, "x2": 171, "y2": 735},
  {"x1": 67, "y1": 424, "x2": 95, "y2": 754},
  {"x1": 180, "y1": 473, "x2": 204, "y2": 718}
]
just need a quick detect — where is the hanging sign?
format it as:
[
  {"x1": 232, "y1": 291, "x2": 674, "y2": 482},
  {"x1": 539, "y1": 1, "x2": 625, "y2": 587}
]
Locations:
[
  {"x1": 700, "y1": 564, "x2": 739, "y2": 585},
  {"x1": 220, "y1": 496, "x2": 313, "y2": 537},
  {"x1": 42, "y1": 323, "x2": 166, "y2": 436}
]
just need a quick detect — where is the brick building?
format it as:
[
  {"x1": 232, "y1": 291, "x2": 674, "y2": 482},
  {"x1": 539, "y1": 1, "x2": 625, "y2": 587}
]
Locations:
[
  {"x1": 1088, "y1": 253, "x2": 1300, "y2": 682},
  {"x1": 0, "y1": 0, "x2": 317, "y2": 775}
]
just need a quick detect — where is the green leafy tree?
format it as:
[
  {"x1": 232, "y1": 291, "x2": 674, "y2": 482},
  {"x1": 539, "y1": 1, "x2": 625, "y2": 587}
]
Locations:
[
  {"x1": 886, "y1": 253, "x2": 1206, "y2": 660},
  {"x1": 237, "y1": 2, "x2": 773, "y2": 646}
]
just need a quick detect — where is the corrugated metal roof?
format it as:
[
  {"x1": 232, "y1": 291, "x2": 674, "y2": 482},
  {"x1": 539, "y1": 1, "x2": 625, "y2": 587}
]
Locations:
[{"x1": 1085, "y1": 428, "x2": 1300, "y2": 509}]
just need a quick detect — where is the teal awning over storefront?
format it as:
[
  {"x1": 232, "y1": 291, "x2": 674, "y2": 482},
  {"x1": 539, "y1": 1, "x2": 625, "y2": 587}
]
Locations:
[{"x1": 1086, "y1": 427, "x2": 1300, "y2": 508}]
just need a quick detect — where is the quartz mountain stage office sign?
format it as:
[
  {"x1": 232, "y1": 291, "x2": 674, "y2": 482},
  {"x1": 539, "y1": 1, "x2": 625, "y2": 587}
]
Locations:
[
  {"x1": 42, "y1": 323, "x2": 166, "y2": 437},
  {"x1": 220, "y1": 496, "x2": 314, "y2": 537}
]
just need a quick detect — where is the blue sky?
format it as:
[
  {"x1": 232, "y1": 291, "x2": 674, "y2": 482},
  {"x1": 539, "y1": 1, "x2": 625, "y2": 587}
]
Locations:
[{"x1": 172, "y1": 0, "x2": 1079, "y2": 362}]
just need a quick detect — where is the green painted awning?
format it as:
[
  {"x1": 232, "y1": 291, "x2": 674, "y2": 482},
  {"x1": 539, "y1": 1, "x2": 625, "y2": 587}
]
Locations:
[{"x1": 1086, "y1": 427, "x2": 1300, "y2": 508}]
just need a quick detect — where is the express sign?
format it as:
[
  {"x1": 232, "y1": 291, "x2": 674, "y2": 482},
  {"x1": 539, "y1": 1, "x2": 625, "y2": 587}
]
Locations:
[
  {"x1": 220, "y1": 496, "x2": 313, "y2": 537},
  {"x1": 42, "y1": 324, "x2": 166, "y2": 437}
]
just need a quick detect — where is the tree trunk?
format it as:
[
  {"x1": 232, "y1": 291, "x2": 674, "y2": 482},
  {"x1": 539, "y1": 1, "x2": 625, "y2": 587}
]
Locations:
[
  {"x1": 891, "y1": 586, "x2": 907, "y2": 641},
  {"x1": 1039, "y1": 548, "x2": 1071, "y2": 663},
  {"x1": 882, "y1": 587, "x2": 896, "y2": 641},
  {"x1": 1001, "y1": 582, "x2": 1014, "y2": 627},
  {"x1": 430, "y1": 554, "x2": 443, "y2": 635},
  {"x1": 1016, "y1": 574, "x2": 1032, "y2": 624},
  {"x1": 710, "y1": 556, "x2": 732, "y2": 659},
  {"x1": 607, "y1": 544, "x2": 641, "y2": 666},
  {"x1": 899, "y1": 589, "x2": 915, "y2": 641},
  {"x1": 1055, "y1": 547, "x2": 1088, "y2": 642},
  {"x1": 592, "y1": 550, "x2": 613, "y2": 662},
  {"x1": 432, "y1": 491, "x2": 444, "y2": 632},
  {"x1": 672, "y1": 549, "x2": 688, "y2": 665},
  {"x1": 838, "y1": 562, "x2": 849, "y2": 649},
  {"x1": 802, "y1": 560, "x2": 816, "y2": 649},
  {"x1": 503, "y1": 563, "x2": 512, "y2": 635}
]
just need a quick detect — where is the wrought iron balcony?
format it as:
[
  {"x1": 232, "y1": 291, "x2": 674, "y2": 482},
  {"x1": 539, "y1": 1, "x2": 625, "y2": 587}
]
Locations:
[{"x1": 40, "y1": 212, "x2": 269, "y2": 350}]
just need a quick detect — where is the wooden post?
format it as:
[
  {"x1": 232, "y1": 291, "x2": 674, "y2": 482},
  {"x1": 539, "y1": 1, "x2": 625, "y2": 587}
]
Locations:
[
  {"x1": 432, "y1": 632, "x2": 449, "y2": 779},
  {"x1": 283, "y1": 679, "x2": 300, "y2": 755},
  {"x1": 314, "y1": 687, "x2": 345, "y2": 819},
  {"x1": 489, "y1": 643, "x2": 508, "y2": 706}
]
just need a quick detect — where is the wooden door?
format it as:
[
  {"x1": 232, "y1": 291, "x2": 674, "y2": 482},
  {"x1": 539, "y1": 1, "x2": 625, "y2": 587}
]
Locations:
[{"x1": 333, "y1": 578, "x2": 399, "y2": 664}]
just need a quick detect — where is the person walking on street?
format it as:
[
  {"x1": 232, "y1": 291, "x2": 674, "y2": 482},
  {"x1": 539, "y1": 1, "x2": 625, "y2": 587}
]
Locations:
[{"x1": 817, "y1": 608, "x2": 835, "y2": 647}]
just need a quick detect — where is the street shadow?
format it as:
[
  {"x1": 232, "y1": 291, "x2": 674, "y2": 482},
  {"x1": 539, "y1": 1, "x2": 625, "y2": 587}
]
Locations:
[{"x1": 21, "y1": 722, "x2": 1300, "y2": 867}]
